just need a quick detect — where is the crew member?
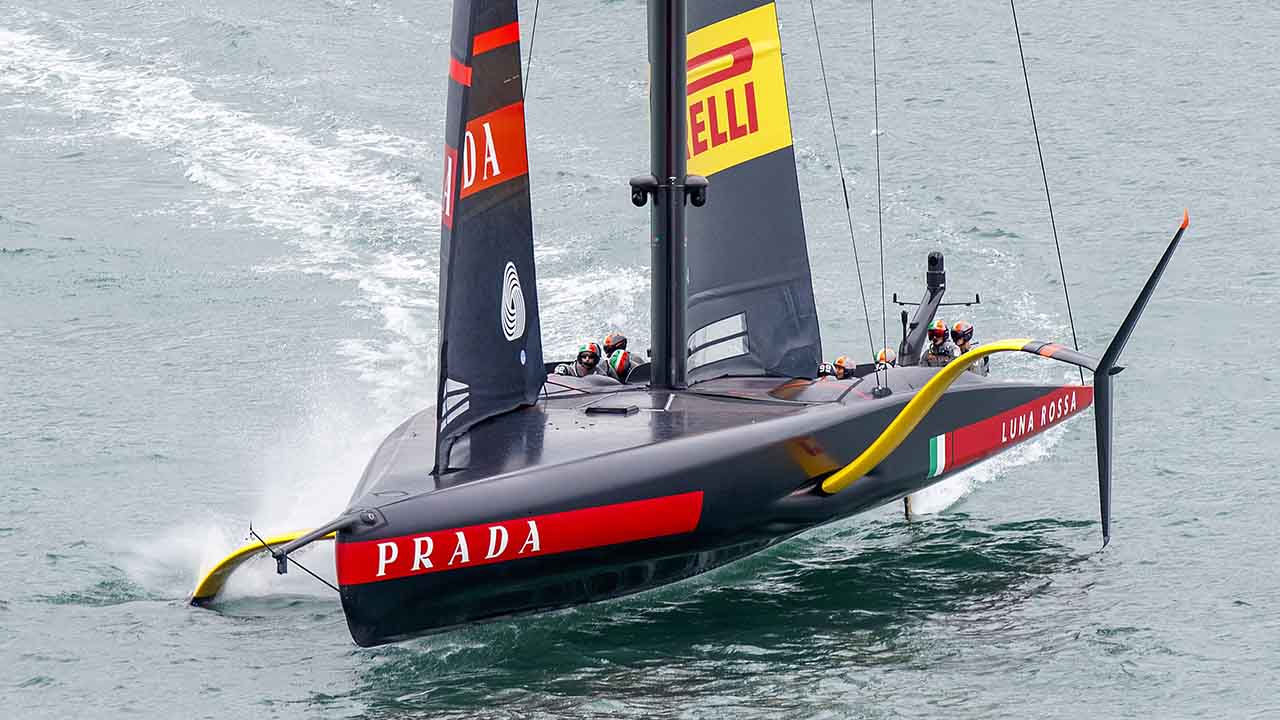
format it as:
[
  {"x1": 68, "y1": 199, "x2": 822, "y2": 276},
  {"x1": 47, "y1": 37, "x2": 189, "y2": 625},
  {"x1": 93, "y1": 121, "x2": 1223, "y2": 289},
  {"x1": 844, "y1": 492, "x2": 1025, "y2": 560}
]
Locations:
[
  {"x1": 875, "y1": 347, "x2": 897, "y2": 370},
  {"x1": 922, "y1": 319, "x2": 956, "y2": 367},
  {"x1": 554, "y1": 342, "x2": 607, "y2": 377},
  {"x1": 608, "y1": 349, "x2": 634, "y2": 383},
  {"x1": 833, "y1": 355, "x2": 854, "y2": 379},
  {"x1": 603, "y1": 332, "x2": 628, "y2": 358},
  {"x1": 951, "y1": 320, "x2": 989, "y2": 376},
  {"x1": 818, "y1": 355, "x2": 855, "y2": 380}
]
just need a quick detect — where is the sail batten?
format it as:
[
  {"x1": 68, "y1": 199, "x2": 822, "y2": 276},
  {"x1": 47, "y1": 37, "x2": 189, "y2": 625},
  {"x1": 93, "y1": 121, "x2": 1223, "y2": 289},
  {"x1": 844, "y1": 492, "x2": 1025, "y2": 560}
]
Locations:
[
  {"x1": 435, "y1": 0, "x2": 542, "y2": 472},
  {"x1": 685, "y1": 0, "x2": 822, "y2": 381}
]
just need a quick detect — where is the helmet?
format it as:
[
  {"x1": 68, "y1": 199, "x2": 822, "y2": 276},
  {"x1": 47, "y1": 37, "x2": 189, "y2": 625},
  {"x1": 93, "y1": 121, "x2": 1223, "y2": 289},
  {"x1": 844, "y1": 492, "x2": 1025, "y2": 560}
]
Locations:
[
  {"x1": 928, "y1": 319, "x2": 948, "y2": 342},
  {"x1": 603, "y1": 332, "x2": 628, "y2": 356},
  {"x1": 833, "y1": 355, "x2": 853, "y2": 378},
  {"x1": 876, "y1": 347, "x2": 897, "y2": 366},
  {"x1": 577, "y1": 342, "x2": 601, "y2": 364},
  {"x1": 608, "y1": 349, "x2": 632, "y2": 378},
  {"x1": 950, "y1": 320, "x2": 974, "y2": 344}
]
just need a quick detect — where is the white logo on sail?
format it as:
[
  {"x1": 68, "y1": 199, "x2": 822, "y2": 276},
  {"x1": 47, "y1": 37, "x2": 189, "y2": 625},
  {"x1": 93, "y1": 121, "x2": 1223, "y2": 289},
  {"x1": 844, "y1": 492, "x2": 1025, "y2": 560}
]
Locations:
[
  {"x1": 501, "y1": 261, "x2": 525, "y2": 341},
  {"x1": 688, "y1": 313, "x2": 748, "y2": 369},
  {"x1": 441, "y1": 378, "x2": 470, "y2": 428}
]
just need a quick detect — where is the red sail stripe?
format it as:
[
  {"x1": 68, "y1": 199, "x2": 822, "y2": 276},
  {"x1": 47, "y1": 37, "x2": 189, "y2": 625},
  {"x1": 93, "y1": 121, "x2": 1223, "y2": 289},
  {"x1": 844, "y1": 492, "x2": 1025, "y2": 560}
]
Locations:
[
  {"x1": 473, "y1": 21, "x2": 520, "y2": 55},
  {"x1": 458, "y1": 101, "x2": 529, "y2": 200},
  {"x1": 449, "y1": 56, "x2": 472, "y2": 86},
  {"x1": 335, "y1": 491, "x2": 704, "y2": 586}
]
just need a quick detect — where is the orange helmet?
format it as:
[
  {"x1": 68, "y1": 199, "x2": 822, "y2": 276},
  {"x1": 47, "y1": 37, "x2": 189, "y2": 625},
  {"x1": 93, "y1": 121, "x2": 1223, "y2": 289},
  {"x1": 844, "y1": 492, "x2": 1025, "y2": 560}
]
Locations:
[
  {"x1": 603, "y1": 332, "x2": 628, "y2": 356},
  {"x1": 928, "y1": 319, "x2": 948, "y2": 342},
  {"x1": 876, "y1": 347, "x2": 897, "y2": 366},
  {"x1": 951, "y1": 320, "x2": 974, "y2": 344}
]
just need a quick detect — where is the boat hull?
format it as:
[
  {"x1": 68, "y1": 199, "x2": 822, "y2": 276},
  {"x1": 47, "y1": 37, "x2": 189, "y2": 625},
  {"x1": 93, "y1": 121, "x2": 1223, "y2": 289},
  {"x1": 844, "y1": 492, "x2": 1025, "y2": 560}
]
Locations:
[{"x1": 336, "y1": 374, "x2": 1091, "y2": 646}]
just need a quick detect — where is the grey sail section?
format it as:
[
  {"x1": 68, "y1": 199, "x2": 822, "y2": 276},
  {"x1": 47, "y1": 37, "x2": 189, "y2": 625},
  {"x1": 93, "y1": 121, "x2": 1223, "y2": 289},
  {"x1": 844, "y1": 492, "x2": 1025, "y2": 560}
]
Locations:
[
  {"x1": 683, "y1": 0, "x2": 822, "y2": 381},
  {"x1": 435, "y1": 0, "x2": 542, "y2": 470}
]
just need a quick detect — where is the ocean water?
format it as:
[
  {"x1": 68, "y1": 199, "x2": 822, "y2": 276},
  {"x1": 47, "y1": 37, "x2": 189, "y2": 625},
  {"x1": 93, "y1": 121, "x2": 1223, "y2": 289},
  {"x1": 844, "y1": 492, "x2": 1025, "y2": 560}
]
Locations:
[{"x1": 2, "y1": 1, "x2": 1277, "y2": 717}]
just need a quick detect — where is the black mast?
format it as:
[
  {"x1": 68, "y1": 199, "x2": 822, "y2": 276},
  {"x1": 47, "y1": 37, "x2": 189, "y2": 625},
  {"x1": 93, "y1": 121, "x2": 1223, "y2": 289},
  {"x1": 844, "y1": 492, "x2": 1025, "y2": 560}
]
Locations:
[
  {"x1": 648, "y1": 0, "x2": 688, "y2": 390},
  {"x1": 633, "y1": 0, "x2": 705, "y2": 390}
]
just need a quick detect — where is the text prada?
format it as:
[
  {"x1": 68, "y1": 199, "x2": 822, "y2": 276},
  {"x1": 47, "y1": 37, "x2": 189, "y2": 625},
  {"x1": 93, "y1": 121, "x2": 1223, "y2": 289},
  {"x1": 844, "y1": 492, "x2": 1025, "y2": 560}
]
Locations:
[{"x1": 375, "y1": 520, "x2": 542, "y2": 577}]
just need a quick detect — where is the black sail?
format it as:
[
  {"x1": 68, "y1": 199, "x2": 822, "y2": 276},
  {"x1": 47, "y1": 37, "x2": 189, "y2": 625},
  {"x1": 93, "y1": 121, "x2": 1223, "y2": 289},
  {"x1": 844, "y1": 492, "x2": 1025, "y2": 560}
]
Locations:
[
  {"x1": 435, "y1": 0, "x2": 542, "y2": 470},
  {"x1": 684, "y1": 0, "x2": 822, "y2": 380}
]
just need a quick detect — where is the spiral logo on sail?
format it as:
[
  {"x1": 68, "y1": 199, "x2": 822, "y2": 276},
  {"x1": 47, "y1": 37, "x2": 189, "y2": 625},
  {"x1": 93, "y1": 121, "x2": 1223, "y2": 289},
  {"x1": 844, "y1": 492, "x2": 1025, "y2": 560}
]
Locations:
[{"x1": 501, "y1": 261, "x2": 525, "y2": 341}]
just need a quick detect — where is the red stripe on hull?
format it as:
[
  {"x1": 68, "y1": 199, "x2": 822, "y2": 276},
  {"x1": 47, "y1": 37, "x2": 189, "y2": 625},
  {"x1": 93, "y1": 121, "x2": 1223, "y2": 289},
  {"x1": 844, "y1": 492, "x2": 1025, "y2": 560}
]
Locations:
[
  {"x1": 951, "y1": 386, "x2": 1093, "y2": 470},
  {"x1": 473, "y1": 22, "x2": 520, "y2": 55},
  {"x1": 336, "y1": 491, "x2": 704, "y2": 586}
]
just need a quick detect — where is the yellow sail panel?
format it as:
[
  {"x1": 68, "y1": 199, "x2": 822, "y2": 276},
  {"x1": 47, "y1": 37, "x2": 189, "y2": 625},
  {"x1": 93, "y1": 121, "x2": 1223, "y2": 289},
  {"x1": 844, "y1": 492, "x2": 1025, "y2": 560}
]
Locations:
[{"x1": 686, "y1": 2, "x2": 792, "y2": 177}]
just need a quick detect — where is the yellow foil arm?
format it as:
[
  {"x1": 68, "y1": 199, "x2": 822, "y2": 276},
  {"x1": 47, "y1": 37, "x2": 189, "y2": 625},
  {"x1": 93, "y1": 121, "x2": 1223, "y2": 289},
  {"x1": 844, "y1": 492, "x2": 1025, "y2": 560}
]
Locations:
[
  {"x1": 190, "y1": 529, "x2": 335, "y2": 604},
  {"x1": 820, "y1": 338, "x2": 1033, "y2": 494}
]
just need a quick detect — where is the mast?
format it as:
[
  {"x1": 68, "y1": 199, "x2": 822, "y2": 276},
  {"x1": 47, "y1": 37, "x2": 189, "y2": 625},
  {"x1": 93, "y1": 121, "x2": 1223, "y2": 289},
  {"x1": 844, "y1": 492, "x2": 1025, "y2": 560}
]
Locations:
[{"x1": 634, "y1": 0, "x2": 704, "y2": 390}]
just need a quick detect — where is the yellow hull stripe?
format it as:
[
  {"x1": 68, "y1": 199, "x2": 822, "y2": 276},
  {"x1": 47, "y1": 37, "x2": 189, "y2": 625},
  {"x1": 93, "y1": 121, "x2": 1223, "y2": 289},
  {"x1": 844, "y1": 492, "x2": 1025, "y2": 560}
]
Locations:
[
  {"x1": 190, "y1": 529, "x2": 335, "y2": 603},
  {"x1": 821, "y1": 339, "x2": 1034, "y2": 494}
]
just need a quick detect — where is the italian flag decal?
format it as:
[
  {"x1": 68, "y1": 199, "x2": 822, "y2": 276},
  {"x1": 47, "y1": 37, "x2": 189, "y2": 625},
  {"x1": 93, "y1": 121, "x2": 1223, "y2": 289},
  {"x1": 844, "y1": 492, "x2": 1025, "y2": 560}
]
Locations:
[{"x1": 928, "y1": 433, "x2": 954, "y2": 478}]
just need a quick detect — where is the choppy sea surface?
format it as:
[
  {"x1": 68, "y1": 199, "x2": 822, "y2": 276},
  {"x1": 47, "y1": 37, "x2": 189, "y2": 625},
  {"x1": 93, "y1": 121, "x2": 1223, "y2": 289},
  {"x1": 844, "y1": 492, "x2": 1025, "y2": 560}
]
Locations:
[{"x1": 3, "y1": 1, "x2": 1277, "y2": 717}]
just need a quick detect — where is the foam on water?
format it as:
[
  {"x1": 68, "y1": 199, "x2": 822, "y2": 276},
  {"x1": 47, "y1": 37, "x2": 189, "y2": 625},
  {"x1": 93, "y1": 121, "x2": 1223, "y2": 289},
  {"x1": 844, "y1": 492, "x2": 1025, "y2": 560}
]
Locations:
[
  {"x1": 538, "y1": 262, "x2": 651, "y2": 357},
  {"x1": 0, "y1": 24, "x2": 443, "y2": 585},
  {"x1": 905, "y1": 426, "x2": 1066, "y2": 517},
  {"x1": 0, "y1": 24, "x2": 440, "y2": 416},
  {"x1": 0, "y1": 23, "x2": 650, "y2": 592}
]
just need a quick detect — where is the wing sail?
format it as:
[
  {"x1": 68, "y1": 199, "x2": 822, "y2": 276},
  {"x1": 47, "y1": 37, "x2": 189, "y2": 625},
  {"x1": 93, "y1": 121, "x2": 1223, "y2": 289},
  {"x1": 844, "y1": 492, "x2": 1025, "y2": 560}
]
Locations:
[
  {"x1": 436, "y1": 0, "x2": 543, "y2": 470},
  {"x1": 684, "y1": 1, "x2": 822, "y2": 380}
]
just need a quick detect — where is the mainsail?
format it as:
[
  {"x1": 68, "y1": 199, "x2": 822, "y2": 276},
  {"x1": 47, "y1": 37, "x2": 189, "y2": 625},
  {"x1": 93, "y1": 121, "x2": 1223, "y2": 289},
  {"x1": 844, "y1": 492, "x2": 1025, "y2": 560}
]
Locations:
[
  {"x1": 435, "y1": 0, "x2": 542, "y2": 470},
  {"x1": 684, "y1": 0, "x2": 822, "y2": 380}
]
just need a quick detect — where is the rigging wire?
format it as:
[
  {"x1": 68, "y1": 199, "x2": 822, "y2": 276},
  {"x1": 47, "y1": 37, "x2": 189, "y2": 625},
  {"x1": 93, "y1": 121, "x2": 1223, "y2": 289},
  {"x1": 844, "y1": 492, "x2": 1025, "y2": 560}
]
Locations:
[
  {"x1": 870, "y1": 0, "x2": 887, "y2": 362},
  {"x1": 249, "y1": 526, "x2": 339, "y2": 595},
  {"x1": 808, "y1": 0, "x2": 878, "y2": 378},
  {"x1": 1009, "y1": 0, "x2": 1084, "y2": 383},
  {"x1": 523, "y1": 0, "x2": 541, "y2": 95}
]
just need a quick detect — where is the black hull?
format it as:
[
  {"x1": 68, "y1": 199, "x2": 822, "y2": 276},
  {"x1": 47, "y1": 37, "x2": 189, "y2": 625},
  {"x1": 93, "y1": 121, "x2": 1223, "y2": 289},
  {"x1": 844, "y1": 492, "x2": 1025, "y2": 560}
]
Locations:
[
  {"x1": 335, "y1": 369, "x2": 1092, "y2": 646},
  {"x1": 343, "y1": 536, "x2": 775, "y2": 646}
]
